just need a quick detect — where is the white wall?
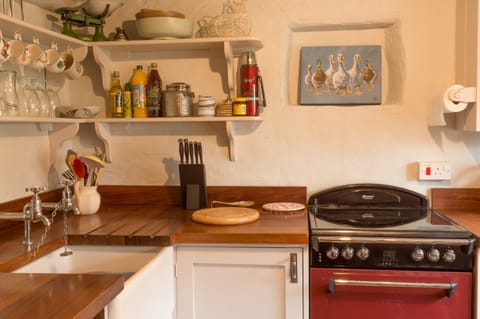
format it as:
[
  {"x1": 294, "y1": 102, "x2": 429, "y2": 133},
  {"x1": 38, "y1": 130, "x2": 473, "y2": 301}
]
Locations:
[{"x1": 1, "y1": 0, "x2": 479, "y2": 202}]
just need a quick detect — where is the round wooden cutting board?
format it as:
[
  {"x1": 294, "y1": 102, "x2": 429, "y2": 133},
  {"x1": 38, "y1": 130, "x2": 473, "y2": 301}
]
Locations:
[{"x1": 192, "y1": 207, "x2": 260, "y2": 225}]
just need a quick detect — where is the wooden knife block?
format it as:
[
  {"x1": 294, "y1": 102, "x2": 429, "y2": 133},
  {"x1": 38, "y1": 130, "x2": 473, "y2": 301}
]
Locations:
[{"x1": 179, "y1": 164, "x2": 208, "y2": 210}]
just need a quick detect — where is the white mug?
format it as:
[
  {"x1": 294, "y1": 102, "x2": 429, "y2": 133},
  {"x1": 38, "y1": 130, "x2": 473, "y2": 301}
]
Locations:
[
  {"x1": 2, "y1": 31, "x2": 24, "y2": 62},
  {"x1": 27, "y1": 37, "x2": 48, "y2": 71},
  {"x1": 62, "y1": 50, "x2": 84, "y2": 80},
  {"x1": 44, "y1": 41, "x2": 60, "y2": 66},
  {"x1": 46, "y1": 49, "x2": 67, "y2": 73}
]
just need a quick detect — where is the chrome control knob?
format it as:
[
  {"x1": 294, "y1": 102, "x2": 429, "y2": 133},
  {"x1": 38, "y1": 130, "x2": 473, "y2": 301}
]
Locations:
[
  {"x1": 427, "y1": 248, "x2": 440, "y2": 262},
  {"x1": 442, "y1": 249, "x2": 456, "y2": 263},
  {"x1": 356, "y1": 246, "x2": 369, "y2": 261},
  {"x1": 411, "y1": 247, "x2": 425, "y2": 262},
  {"x1": 341, "y1": 246, "x2": 355, "y2": 260},
  {"x1": 326, "y1": 245, "x2": 340, "y2": 260}
]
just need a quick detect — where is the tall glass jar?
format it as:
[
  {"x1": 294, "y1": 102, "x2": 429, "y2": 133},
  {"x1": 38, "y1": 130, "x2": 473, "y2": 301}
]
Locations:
[{"x1": 0, "y1": 70, "x2": 19, "y2": 116}]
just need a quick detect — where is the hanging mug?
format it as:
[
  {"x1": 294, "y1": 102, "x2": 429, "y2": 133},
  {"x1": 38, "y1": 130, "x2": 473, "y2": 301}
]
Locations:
[
  {"x1": 28, "y1": 36, "x2": 48, "y2": 71},
  {"x1": 62, "y1": 50, "x2": 84, "y2": 80},
  {"x1": 0, "y1": 30, "x2": 24, "y2": 67}
]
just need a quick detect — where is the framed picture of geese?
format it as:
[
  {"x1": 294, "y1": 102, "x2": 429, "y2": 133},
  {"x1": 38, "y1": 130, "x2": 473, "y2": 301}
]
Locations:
[{"x1": 298, "y1": 45, "x2": 381, "y2": 105}]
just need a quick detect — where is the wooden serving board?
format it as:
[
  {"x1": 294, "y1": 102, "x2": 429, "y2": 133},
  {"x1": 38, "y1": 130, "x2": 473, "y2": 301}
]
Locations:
[{"x1": 192, "y1": 207, "x2": 260, "y2": 225}]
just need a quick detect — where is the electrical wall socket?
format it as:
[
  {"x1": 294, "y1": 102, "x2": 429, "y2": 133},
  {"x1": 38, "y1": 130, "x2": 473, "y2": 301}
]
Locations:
[{"x1": 418, "y1": 161, "x2": 451, "y2": 180}]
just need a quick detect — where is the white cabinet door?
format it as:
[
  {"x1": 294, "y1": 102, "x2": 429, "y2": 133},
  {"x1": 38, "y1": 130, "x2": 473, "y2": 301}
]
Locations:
[{"x1": 176, "y1": 245, "x2": 305, "y2": 319}]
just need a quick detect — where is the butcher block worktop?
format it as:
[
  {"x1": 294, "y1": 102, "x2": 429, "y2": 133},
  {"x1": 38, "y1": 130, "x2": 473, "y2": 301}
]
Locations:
[
  {"x1": 431, "y1": 188, "x2": 480, "y2": 239},
  {"x1": 0, "y1": 185, "x2": 307, "y2": 319}
]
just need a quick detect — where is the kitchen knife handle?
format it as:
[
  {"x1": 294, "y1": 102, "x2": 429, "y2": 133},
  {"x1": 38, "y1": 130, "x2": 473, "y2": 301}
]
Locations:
[
  {"x1": 178, "y1": 138, "x2": 184, "y2": 164},
  {"x1": 189, "y1": 142, "x2": 194, "y2": 164},
  {"x1": 194, "y1": 142, "x2": 199, "y2": 164},
  {"x1": 198, "y1": 141, "x2": 203, "y2": 164},
  {"x1": 184, "y1": 138, "x2": 189, "y2": 164}
]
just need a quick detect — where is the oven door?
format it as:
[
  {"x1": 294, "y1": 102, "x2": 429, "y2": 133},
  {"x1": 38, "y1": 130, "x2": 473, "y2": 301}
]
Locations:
[{"x1": 310, "y1": 268, "x2": 471, "y2": 319}]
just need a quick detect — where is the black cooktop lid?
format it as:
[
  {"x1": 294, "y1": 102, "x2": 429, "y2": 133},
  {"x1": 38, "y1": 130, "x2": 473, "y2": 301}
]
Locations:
[{"x1": 308, "y1": 184, "x2": 428, "y2": 228}]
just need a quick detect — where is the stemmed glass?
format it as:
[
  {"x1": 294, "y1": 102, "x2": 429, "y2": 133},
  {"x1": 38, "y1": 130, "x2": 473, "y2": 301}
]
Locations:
[
  {"x1": 32, "y1": 78, "x2": 50, "y2": 117},
  {"x1": 19, "y1": 77, "x2": 40, "y2": 117},
  {"x1": 46, "y1": 80, "x2": 61, "y2": 117}
]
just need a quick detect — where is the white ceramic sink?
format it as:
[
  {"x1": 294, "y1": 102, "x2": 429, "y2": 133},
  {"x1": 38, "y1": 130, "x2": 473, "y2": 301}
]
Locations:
[{"x1": 14, "y1": 245, "x2": 175, "y2": 319}]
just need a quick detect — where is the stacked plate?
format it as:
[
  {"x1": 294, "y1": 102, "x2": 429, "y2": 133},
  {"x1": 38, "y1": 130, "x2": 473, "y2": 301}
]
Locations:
[
  {"x1": 196, "y1": 96, "x2": 216, "y2": 117},
  {"x1": 215, "y1": 98, "x2": 233, "y2": 117}
]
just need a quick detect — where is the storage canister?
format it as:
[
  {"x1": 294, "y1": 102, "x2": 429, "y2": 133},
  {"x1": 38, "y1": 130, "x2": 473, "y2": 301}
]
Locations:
[{"x1": 163, "y1": 82, "x2": 194, "y2": 117}]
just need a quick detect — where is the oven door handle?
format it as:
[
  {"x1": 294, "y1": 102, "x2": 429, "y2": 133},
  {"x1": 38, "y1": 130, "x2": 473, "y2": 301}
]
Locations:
[{"x1": 328, "y1": 278, "x2": 457, "y2": 298}]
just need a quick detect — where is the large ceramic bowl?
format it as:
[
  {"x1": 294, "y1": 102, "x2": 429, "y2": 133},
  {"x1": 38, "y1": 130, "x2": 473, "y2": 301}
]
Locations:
[
  {"x1": 23, "y1": 0, "x2": 87, "y2": 11},
  {"x1": 82, "y1": 0, "x2": 123, "y2": 17},
  {"x1": 136, "y1": 17, "x2": 194, "y2": 39}
]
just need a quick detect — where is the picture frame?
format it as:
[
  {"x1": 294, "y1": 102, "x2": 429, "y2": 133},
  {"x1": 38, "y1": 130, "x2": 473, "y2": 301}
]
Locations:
[{"x1": 298, "y1": 45, "x2": 381, "y2": 105}]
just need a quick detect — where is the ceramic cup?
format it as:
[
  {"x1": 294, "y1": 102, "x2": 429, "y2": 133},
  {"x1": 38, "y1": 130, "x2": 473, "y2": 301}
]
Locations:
[
  {"x1": 62, "y1": 51, "x2": 84, "y2": 80},
  {"x1": 46, "y1": 48, "x2": 67, "y2": 73},
  {"x1": 74, "y1": 181, "x2": 101, "y2": 215},
  {"x1": 44, "y1": 41, "x2": 60, "y2": 67},
  {"x1": 0, "y1": 31, "x2": 24, "y2": 66},
  {"x1": 27, "y1": 37, "x2": 48, "y2": 71}
]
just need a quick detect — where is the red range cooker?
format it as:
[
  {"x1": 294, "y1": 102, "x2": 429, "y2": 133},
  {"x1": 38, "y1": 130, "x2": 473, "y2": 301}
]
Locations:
[{"x1": 308, "y1": 184, "x2": 475, "y2": 319}]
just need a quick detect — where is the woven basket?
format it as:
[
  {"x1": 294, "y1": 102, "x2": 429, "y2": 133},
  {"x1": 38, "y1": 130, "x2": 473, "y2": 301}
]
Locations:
[{"x1": 205, "y1": 13, "x2": 249, "y2": 37}]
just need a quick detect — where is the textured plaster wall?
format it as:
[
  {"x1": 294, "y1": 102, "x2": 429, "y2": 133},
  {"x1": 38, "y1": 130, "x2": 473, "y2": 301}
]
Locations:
[{"x1": 0, "y1": 0, "x2": 479, "y2": 202}]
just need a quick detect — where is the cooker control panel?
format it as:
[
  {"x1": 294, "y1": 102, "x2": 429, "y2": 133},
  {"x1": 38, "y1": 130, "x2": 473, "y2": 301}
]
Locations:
[{"x1": 311, "y1": 239, "x2": 473, "y2": 271}]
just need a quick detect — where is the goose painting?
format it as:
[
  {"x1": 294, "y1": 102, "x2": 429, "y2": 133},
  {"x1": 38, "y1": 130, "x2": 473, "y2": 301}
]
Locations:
[{"x1": 299, "y1": 45, "x2": 381, "y2": 105}]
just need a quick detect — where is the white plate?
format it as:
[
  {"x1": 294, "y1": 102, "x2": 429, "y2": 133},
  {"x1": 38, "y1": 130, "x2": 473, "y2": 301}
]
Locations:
[{"x1": 262, "y1": 202, "x2": 305, "y2": 212}]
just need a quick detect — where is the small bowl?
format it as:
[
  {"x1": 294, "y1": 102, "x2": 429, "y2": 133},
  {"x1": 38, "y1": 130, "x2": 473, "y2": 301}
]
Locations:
[
  {"x1": 136, "y1": 17, "x2": 194, "y2": 39},
  {"x1": 56, "y1": 105, "x2": 101, "y2": 118},
  {"x1": 82, "y1": 0, "x2": 123, "y2": 17}
]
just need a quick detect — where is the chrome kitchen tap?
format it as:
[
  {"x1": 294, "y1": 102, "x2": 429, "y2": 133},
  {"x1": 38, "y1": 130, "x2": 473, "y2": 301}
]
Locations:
[{"x1": 0, "y1": 182, "x2": 79, "y2": 251}]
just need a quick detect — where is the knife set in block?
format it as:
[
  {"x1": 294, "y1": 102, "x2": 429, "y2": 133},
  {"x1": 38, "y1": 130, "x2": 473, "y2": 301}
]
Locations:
[{"x1": 178, "y1": 139, "x2": 208, "y2": 210}]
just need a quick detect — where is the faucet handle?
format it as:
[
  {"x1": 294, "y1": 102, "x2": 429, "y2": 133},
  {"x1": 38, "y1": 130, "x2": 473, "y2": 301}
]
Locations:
[{"x1": 25, "y1": 186, "x2": 46, "y2": 197}]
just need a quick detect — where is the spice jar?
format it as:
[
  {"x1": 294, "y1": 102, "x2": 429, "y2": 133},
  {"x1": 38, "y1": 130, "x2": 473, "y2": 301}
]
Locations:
[
  {"x1": 232, "y1": 97, "x2": 247, "y2": 116},
  {"x1": 163, "y1": 82, "x2": 194, "y2": 117}
]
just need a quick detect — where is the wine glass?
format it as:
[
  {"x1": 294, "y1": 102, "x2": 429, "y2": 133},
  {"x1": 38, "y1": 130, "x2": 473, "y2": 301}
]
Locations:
[
  {"x1": 32, "y1": 78, "x2": 50, "y2": 117},
  {"x1": 19, "y1": 77, "x2": 41, "y2": 117}
]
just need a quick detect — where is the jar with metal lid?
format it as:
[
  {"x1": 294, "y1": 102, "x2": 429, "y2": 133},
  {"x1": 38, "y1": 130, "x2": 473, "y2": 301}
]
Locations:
[
  {"x1": 163, "y1": 82, "x2": 194, "y2": 117},
  {"x1": 232, "y1": 97, "x2": 247, "y2": 116}
]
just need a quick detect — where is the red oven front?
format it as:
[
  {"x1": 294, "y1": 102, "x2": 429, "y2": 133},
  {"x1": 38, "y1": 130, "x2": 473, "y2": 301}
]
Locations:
[{"x1": 310, "y1": 268, "x2": 472, "y2": 319}]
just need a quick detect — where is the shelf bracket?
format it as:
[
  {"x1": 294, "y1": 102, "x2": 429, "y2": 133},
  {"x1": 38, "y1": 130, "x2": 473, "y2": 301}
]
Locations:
[
  {"x1": 94, "y1": 122, "x2": 112, "y2": 163},
  {"x1": 48, "y1": 122, "x2": 80, "y2": 164},
  {"x1": 225, "y1": 121, "x2": 236, "y2": 161},
  {"x1": 92, "y1": 46, "x2": 111, "y2": 92}
]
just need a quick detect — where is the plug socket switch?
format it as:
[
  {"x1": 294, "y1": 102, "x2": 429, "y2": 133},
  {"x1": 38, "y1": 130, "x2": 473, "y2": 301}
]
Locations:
[{"x1": 418, "y1": 161, "x2": 451, "y2": 180}]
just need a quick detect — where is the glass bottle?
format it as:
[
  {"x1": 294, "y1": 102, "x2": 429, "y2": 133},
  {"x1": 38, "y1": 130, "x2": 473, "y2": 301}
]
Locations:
[
  {"x1": 123, "y1": 82, "x2": 132, "y2": 118},
  {"x1": 0, "y1": 70, "x2": 19, "y2": 116},
  {"x1": 146, "y1": 62, "x2": 162, "y2": 117},
  {"x1": 131, "y1": 65, "x2": 147, "y2": 118},
  {"x1": 109, "y1": 70, "x2": 124, "y2": 118}
]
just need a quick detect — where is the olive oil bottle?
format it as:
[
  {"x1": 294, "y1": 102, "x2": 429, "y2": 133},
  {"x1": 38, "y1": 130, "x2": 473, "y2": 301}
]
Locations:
[{"x1": 109, "y1": 70, "x2": 124, "y2": 118}]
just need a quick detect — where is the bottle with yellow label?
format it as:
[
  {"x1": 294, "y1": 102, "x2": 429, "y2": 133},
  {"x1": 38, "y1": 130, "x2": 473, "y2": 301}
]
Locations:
[
  {"x1": 131, "y1": 65, "x2": 147, "y2": 118},
  {"x1": 123, "y1": 82, "x2": 132, "y2": 118},
  {"x1": 109, "y1": 70, "x2": 124, "y2": 118}
]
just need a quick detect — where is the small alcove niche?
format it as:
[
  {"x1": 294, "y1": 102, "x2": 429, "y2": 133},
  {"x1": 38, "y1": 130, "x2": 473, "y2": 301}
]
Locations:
[{"x1": 287, "y1": 21, "x2": 404, "y2": 107}]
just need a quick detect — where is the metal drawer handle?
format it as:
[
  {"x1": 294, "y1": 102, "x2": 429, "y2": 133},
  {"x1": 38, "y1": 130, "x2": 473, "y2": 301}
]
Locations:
[
  {"x1": 328, "y1": 278, "x2": 457, "y2": 298},
  {"x1": 290, "y1": 253, "x2": 298, "y2": 283}
]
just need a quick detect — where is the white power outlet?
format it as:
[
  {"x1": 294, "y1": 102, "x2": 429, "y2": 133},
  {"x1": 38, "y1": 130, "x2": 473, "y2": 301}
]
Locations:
[{"x1": 418, "y1": 161, "x2": 451, "y2": 180}]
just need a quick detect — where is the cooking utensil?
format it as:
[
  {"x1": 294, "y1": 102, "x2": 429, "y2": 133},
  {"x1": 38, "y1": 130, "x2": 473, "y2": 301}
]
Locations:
[
  {"x1": 178, "y1": 138, "x2": 185, "y2": 163},
  {"x1": 189, "y1": 141, "x2": 194, "y2": 164},
  {"x1": 72, "y1": 158, "x2": 85, "y2": 180},
  {"x1": 198, "y1": 141, "x2": 203, "y2": 164},
  {"x1": 211, "y1": 200, "x2": 255, "y2": 208},
  {"x1": 194, "y1": 141, "x2": 199, "y2": 164},
  {"x1": 66, "y1": 149, "x2": 77, "y2": 172},
  {"x1": 184, "y1": 138, "x2": 189, "y2": 164}
]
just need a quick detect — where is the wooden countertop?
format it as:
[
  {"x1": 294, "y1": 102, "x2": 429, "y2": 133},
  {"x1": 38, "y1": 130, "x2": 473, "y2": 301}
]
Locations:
[
  {"x1": 0, "y1": 185, "x2": 308, "y2": 319},
  {"x1": 431, "y1": 188, "x2": 480, "y2": 239},
  {"x1": 0, "y1": 273, "x2": 123, "y2": 319}
]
